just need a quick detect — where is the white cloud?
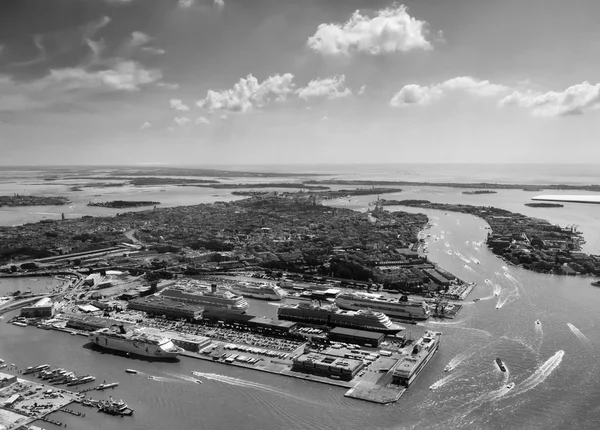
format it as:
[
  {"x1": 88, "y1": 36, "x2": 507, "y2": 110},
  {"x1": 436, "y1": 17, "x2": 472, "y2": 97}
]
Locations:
[
  {"x1": 129, "y1": 31, "x2": 151, "y2": 48},
  {"x1": 158, "y1": 82, "x2": 180, "y2": 90},
  {"x1": 140, "y1": 121, "x2": 151, "y2": 130},
  {"x1": 196, "y1": 116, "x2": 210, "y2": 125},
  {"x1": 297, "y1": 75, "x2": 352, "y2": 100},
  {"x1": 499, "y1": 81, "x2": 600, "y2": 117},
  {"x1": 390, "y1": 76, "x2": 509, "y2": 107},
  {"x1": 197, "y1": 73, "x2": 295, "y2": 113},
  {"x1": 38, "y1": 59, "x2": 162, "y2": 92},
  {"x1": 170, "y1": 98, "x2": 190, "y2": 111},
  {"x1": 307, "y1": 4, "x2": 432, "y2": 56},
  {"x1": 141, "y1": 46, "x2": 166, "y2": 55},
  {"x1": 179, "y1": 0, "x2": 195, "y2": 8},
  {"x1": 358, "y1": 85, "x2": 366, "y2": 95},
  {"x1": 220, "y1": 114, "x2": 228, "y2": 120},
  {"x1": 390, "y1": 84, "x2": 443, "y2": 107},
  {"x1": 321, "y1": 116, "x2": 329, "y2": 121},
  {"x1": 214, "y1": 0, "x2": 225, "y2": 10},
  {"x1": 174, "y1": 116, "x2": 191, "y2": 126}
]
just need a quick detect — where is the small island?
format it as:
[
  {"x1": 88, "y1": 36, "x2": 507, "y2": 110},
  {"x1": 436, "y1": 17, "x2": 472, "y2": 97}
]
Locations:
[
  {"x1": 462, "y1": 190, "x2": 497, "y2": 195},
  {"x1": 0, "y1": 194, "x2": 70, "y2": 207},
  {"x1": 525, "y1": 203, "x2": 564, "y2": 208},
  {"x1": 87, "y1": 200, "x2": 160, "y2": 209}
]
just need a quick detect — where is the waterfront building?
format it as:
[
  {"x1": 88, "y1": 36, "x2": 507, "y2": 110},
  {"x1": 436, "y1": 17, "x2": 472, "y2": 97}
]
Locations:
[
  {"x1": 65, "y1": 314, "x2": 134, "y2": 332},
  {"x1": 328, "y1": 327, "x2": 385, "y2": 347},
  {"x1": 0, "y1": 372, "x2": 17, "y2": 389},
  {"x1": 127, "y1": 296, "x2": 204, "y2": 320},
  {"x1": 292, "y1": 353, "x2": 364, "y2": 381},
  {"x1": 20, "y1": 297, "x2": 54, "y2": 318}
]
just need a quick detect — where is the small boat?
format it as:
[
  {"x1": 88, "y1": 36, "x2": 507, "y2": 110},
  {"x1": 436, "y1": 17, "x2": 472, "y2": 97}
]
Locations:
[
  {"x1": 125, "y1": 369, "x2": 138, "y2": 374},
  {"x1": 495, "y1": 358, "x2": 507, "y2": 372},
  {"x1": 505, "y1": 382, "x2": 515, "y2": 390},
  {"x1": 96, "y1": 382, "x2": 120, "y2": 390},
  {"x1": 535, "y1": 320, "x2": 541, "y2": 326},
  {"x1": 444, "y1": 365, "x2": 452, "y2": 372}
]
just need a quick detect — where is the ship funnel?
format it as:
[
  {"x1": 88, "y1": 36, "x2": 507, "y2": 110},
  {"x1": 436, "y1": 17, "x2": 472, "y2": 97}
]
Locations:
[
  {"x1": 211, "y1": 284, "x2": 217, "y2": 293},
  {"x1": 118, "y1": 324, "x2": 127, "y2": 334}
]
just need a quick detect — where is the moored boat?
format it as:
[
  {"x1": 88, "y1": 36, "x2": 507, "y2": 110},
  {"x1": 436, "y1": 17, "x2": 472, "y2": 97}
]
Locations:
[{"x1": 495, "y1": 357, "x2": 507, "y2": 372}]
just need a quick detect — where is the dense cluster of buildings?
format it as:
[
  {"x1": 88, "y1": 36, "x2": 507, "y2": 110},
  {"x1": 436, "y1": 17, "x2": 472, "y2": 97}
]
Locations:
[{"x1": 387, "y1": 200, "x2": 600, "y2": 277}]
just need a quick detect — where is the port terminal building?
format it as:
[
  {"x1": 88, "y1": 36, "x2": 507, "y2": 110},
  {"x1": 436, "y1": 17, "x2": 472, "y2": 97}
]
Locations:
[
  {"x1": 292, "y1": 353, "x2": 364, "y2": 381},
  {"x1": 65, "y1": 314, "x2": 135, "y2": 332},
  {"x1": 127, "y1": 296, "x2": 204, "y2": 320},
  {"x1": 328, "y1": 327, "x2": 385, "y2": 347},
  {"x1": 20, "y1": 297, "x2": 54, "y2": 318}
]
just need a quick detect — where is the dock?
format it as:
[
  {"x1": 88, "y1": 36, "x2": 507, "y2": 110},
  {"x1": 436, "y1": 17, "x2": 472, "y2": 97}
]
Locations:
[{"x1": 344, "y1": 382, "x2": 406, "y2": 404}]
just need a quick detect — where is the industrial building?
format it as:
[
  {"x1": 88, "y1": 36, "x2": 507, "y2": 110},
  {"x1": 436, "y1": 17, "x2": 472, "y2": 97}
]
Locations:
[
  {"x1": 292, "y1": 353, "x2": 364, "y2": 381},
  {"x1": 328, "y1": 327, "x2": 385, "y2": 347},
  {"x1": 65, "y1": 314, "x2": 134, "y2": 332},
  {"x1": 20, "y1": 297, "x2": 54, "y2": 318},
  {"x1": 127, "y1": 296, "x2": 203, "y2": 320},
  {"x1": 0, "y1": 372, "x2": 17, "y2": 389}
]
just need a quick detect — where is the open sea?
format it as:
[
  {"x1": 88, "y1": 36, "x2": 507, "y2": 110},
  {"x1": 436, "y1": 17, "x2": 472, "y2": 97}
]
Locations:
[{"x1": 1, "y1": 163, "x2": 600, "y2": 430}]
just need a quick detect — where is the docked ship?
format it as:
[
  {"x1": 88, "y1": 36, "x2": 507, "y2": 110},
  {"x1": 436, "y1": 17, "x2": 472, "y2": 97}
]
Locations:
[
  {"x1": 277, "y1": 302, "x2": 403, "y2": 334},
  {"x1": 392, "y1": 331, "x2": 441, "y2": 387},
  {"x1": 335, "y1": 292, "x2": 431, "y2": 321},
  {"x1": 89, "y1": 325, "x2": 183, "y2": 359},
  {"x1": 161, "y1": 283, "x2": 248, "y2": 313},
  {"x1": 233, "y1": 283, "x2": 286, "y2": 301}
]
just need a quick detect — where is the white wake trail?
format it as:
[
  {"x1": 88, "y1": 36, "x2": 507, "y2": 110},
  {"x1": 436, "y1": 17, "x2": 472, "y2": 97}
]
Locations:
[
  {"x1": 192, "y1": 372, "x2": 295, "y2": 398},
  {"x1": 505, "y1": 350, "x2": 565, "y2": 398},
  {"x1": 430, "y1": 370, "x2": 465, "y2": 390},
  {"x1": 567, "y1": 323, "x2": 592, "y2": 351}
]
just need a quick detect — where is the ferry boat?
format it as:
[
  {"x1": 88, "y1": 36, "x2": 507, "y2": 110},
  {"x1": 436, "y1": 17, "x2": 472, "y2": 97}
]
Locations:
[
  {"x1": 233, "y1": 283, "x2": 286, "y2": 301},
  {"x1": 277, "y1": 302, "x2": 403, "y2": 334},
  {"x1": 23, "y1": 364, "x2": 49, "y2": 375},
  {"x1": 89, "y1": 325, "x2": 183, "y2": 359},
  {"x1": 392, "y1": 331, "x2": 441, "y2": 387},
  {"x1": 160, "y1": 283, "x2": 248, "y2": 313},
  {"x1": 335, "y1": 292, "x2": 431, "y2": 321}
]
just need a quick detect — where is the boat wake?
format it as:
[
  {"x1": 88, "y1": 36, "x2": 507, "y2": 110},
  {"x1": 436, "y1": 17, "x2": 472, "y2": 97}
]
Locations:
[
  {"x1": 493, "y1": 283, "x2": 502, "y2": 297},
  {"x1": 462, "y1": 264, "x2": 476, "y2": 273},
  {"x1": 430, "y1": 370, "x2": 465, "y2": 390},
  {"x1": 505, "y1": 350, "x2": 565, "y2": 398},
  {"x1": 444, "y1": 242, "x2": 450, "y2": 248},
  {"x1": 192, "y1": 372, "x2": 296, "y2": 399},
  {"x1": 165, "y1": 372, "x2": 203, "y2": 384},
  {"x1": 567, "y1": 323, "x2": 592, "y2": 351},
  {"x1": 534, "y1": 320, "x2": 543, "y2": 351},
  {"x1": 446, "y1": 250, "x2": 453, "y2": 255}
]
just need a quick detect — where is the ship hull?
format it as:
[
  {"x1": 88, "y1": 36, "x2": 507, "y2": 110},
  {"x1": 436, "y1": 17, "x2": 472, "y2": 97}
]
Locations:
[
  {"x1": 278, "y1": 312, "x2": 402, "y2": 334},
  {"x1": 335, "y1": 298, "x2": 429, "y2": 321},
  {"x1": 90, "y1": 335, "x2": 179, "y2": 360}
]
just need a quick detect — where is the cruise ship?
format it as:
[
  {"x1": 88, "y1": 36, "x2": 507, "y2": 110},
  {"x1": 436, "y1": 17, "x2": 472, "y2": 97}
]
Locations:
[
  {"x1": 335, "y1": 292, "x2": 431, "y2": 321},
  {"x1": 160, "y1": 283, "x2": 249, "y2": 313},
  {"x1": 233, "y1": 283, "x2": 286, "y2": 301},
  {"x1": 89, "y1": 325, "x2": 183, "y2": 359},
  {"x1": 392, "y1": 331, "x2": 441, "y2": 387},
  {"x1": 278, "y1": 302, "x2": 403, "y2": 334}
]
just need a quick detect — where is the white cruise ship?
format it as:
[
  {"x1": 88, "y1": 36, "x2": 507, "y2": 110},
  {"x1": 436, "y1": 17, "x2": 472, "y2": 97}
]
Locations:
[
  {"x1": 90, "y1": 326, "x2": 183, "y2": 359},
  {"x1": 161, "y1": 283, "x2": 249, "y2": 313},
  {"x1": 335, "y1": 292, "x2": 430, "y2": 321},
  {"x1": 233, "y1": 283, "x2": 286, "y2": 301}
]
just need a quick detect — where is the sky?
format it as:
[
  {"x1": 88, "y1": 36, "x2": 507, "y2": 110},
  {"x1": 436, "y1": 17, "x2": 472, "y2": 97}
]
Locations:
[{"x1": 1, "y1": 0, "x2": 600, "y2": 166}]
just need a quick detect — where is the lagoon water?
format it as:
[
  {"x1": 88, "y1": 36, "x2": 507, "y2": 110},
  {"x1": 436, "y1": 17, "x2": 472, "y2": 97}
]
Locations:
[{"x1": 1, "y1": 164, "x2": 600, "y2": 430}]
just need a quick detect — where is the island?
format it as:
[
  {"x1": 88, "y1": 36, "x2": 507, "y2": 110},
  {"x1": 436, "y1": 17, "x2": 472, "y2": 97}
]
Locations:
[
  {"x1": 0, "y1": 194, "x2": 70, "y2": 207},
  {"x1": 462, "y1": 190, "x2": 497, "y2": 195},
  {"x1": 381, "y1": 199, "x2": 600, "y2": 277},
  {"x1": 525, "y1": 203, "x2": 564, "y2": 208},
  {"x1": 87, "y1": 201, "x2": 160, "y2": 209}
]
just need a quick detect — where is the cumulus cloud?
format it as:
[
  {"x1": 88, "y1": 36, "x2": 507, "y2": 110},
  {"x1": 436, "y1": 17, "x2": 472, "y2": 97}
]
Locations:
[
  {"x1": 158, "y1": 82, "x2": 179, "y2": 90},
  {"x1": 499, "y1": 82, "x2": 600, "y2": 117},
  {"x1": 142, "y1": 47, "x2": 166, "y2": 55},
  {"x1": 140, "y1": 121, "x2": 151, "y2": 129},
  {"x1": 358, "y1": 85, "x2": 366, "y2": 95},
  {"x1": 196, "y1": 116, "x2": 210, "y2": 125},
  {"x1": 297, "y1": 75, "x2": 352, "y2": 100},
  {"x1": 307, "y1": 4, "x2": 432, "y2": 56},
  {"x1": 179, "y1": 0, "x2": 195, "y2": 8},
  {"x1": 197, "y1": 73, "x2": 295, "y2": 113},
  {"x1": 214, "y1": 0, "x2": 225, "y2": 10},
  {"x1": 170, "y1": 98, "x2": 190, "y2": 111},
  {"x1": 129, "y1": 31, "x2": 151, "y2": 48},
  {"x1": 174, "y1": 116, "x2": 191, "y2": 126},
  {"x1": 390, "y1": 76, "x2": 509, "y2": 107}
]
